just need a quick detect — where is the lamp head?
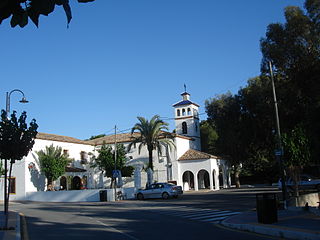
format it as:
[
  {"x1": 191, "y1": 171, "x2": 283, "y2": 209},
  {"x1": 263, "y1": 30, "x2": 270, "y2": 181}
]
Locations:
[{"x1": 20, "y1": 97, "x2": 29, "y2": 103}]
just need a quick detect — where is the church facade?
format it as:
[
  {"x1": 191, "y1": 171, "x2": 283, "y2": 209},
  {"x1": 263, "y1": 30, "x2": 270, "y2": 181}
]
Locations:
[{"x1": 0, "y1": 91, "x2": 230, "y2": 201}]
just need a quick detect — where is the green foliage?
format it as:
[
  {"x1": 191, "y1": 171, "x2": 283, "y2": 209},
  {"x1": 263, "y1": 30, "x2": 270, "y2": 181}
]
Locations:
[
  {"x1": 0, "y1": 0, "x2": 94, "y2": 28},
  {"x1": 128, "y1": 115, "x2": 175, "y2": 170},
  {"x1": 85, "y1": 134, "x2": 106, "y2": 141},
  {"x1": 0, "y1": 110, "x2": 38, "y2": 161},
  {"x1": 90, "y1": 143, "x2": 133, "y2": 177},
  {"x1": 203, "y1": 0, "x2": 319, "y2": 184},
  {"x1": 0, "y1": 161, "x2": 5, "y2": 176},
  {"x1": 200, "y1": 120, "x2": 218, "y2": 154},
  {"x1": 260, "y1": 0, "x2": 320, "y2": 164},
  {"x1": 282, "y1": 124, "x2": 311, "y2": 168},
  {"x1": 36, "y1": 144, "x2": 71, "y2": 188}
]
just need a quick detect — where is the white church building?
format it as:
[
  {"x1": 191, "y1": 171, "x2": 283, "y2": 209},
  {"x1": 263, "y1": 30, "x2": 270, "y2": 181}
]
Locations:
[{"x1": 0, "y1": 91, "x2": 230, "y2": 202}]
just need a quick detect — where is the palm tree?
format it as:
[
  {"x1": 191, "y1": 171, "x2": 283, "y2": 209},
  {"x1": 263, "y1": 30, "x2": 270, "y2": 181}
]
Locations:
[
  {"x1": 128, "y1": 115, "x2": 175, "y2": 176},
  {"x1": 37, "y1": 144, "x2": 71, "y2": 190}
]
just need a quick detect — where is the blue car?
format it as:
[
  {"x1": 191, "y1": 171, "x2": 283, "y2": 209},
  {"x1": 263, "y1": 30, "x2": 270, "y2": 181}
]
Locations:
[{"x1": 136, "y1": 182, "x2": 183, "y2": 200}]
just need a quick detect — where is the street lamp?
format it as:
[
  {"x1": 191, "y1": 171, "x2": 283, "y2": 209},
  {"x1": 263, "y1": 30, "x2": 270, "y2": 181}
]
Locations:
[
  {"x1": 3, "y1": 89, "x2": 29, "y2": 217},
  {"x1": 6, "y1": 89, "x2": 29, "y2": 114}
]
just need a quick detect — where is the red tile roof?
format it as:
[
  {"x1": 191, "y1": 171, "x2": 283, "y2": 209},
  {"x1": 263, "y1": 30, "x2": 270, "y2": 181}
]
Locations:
[
  {"x1": 178, "y1": 149, "x2": 219, "y2": 161},
  {"x1": 36, "y1": 132, "x2": 91, "y2": 145}
]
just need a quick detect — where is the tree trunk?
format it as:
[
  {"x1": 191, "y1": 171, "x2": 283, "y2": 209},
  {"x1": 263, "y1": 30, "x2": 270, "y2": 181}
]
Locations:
[
  {"x1": 148, "y1": 147, "x2": 153, "y2": 170},
  {"x1": 146, "y1": 168, "x2": 154, "y2": 186},
  {"x1": 47, "y1": 178, "x2": 53, "y2": 191},
  {"x1": 4, "y1": 160, "x2": 14, "y2": 229},
  {"x1": 234, "y1": 166, "x2": 241, "y2": 188}
]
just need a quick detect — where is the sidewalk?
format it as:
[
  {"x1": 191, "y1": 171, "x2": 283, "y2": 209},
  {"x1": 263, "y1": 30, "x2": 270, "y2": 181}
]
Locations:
[
  {"x1": 221, "y1": 207, "x2": 320, "y2": 240},
  {"x1": 0, "y1": 211, "x2": 21, "y2": 240}
]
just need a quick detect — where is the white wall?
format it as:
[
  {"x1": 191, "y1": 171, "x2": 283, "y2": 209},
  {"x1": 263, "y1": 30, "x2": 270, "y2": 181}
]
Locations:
[
  {"x1": 178, "y1": 158, "x2": 221, "y2": 191},
  {"x1": 1, "y1": 133, "x2": 196, "y2": 202},
  {"x1": 0, "y1": 158, "x2": 27, "y2": 201},
  {"x1": 24, "y1": 139, "x2": 95, "y2": 193}
]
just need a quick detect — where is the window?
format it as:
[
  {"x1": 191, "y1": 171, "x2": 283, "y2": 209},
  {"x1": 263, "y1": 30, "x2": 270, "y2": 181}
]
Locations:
[
  {"x1": 80, "y1": 151, "x2": 88, "y2": 164},
  {"x1": 9, "y1": 177, "x2": 16, "y2": 194},
  {"x1": 187, "y1": 108, "x2": 191, "y2": 115},
  {"x1": 63, "y1": 149, "x2": 69, "y2": 156},
  {"x1": 182, "y1": 122, "x2": 188, "y2": 134},
  {"x1": 182, "y1": 109, "x2": 186, "y2": 116},
  {"x1": 177, "y1": 109, "x2": 181, "y2": 116}
]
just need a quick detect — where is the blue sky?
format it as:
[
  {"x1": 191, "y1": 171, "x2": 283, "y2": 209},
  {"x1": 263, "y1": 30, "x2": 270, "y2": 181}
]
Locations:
[{"x1": 1, "y1": 0, "x2": 304, "y2": 139}]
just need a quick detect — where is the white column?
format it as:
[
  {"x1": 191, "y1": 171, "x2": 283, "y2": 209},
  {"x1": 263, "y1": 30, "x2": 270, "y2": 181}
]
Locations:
[
  {"x1": 209, "y1": 170, "x2": 214, "y2": 191},
  {"x1": 214, "y1": 169, "x2": 220, "y2": 190},
  {"x1": 194, "y1": 171, "x2": 199, "y2": 191}
]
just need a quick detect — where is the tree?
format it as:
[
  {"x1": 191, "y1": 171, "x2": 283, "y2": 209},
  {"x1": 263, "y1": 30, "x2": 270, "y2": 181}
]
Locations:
[
  {"x1": 260, "y1": 0, "x2": 320, "y2": 164},
  {"x1": 36, "y1": 144, "x2": 71, "y2": 190},
  {"x1": 237, "y1": 76, "x2": 280, "y2": 184},
  {"x1": 200, "y1": 120, "x2": 218, "y2": 155},
  {"x1": 86, "y1": 134, "x2": 106, "y2": 141},
  {"x1": 0, "y1": 0, "x2": 94, "y2": 28},
  {"x1": 205, "y1": 93, "x2": 249, "y2": 188},
  {"x1": 282, "y1": 124, "x2": 311, "y2": 196},
  {"x1": 0, "y1": 110, "x2": 38, "y2": 228},
  {"x1": 90, "y1": 142, "x2": 134, "y2": 187},
  {"x1": 128, "y1": 115, "x2": 175, "y2": 185}
]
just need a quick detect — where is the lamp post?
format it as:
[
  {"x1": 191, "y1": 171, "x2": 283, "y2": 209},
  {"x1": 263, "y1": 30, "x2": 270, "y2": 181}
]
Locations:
[
  {"x1": 6, "y1": 89, "x2": 29, "y2": 114},
  {"x1": 268, "y1": 62, "x2": 287, "y2": 209},
  {"x1": 3, "y1": 89, "x2": 29, "y2": 216}
]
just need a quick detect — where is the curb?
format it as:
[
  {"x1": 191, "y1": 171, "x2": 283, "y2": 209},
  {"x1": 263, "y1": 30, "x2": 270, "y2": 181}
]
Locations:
[
  {"x1": 19, "y1": 213, "x2": 28, "y2": 240},
  {"x1": 220, "y1": 219, "x2": 320, "y2": 240},
  {"x1": 16, "y1": 213, "x2": 21, "y2": 240}
]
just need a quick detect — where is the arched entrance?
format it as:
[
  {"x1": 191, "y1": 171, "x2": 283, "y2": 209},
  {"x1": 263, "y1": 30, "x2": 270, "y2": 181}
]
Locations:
[
  {"x1": 72, "y1": 176, "x2": 81, "y2": 190},
  {"x1": 197, "y1": 169, "x2": 210, "y2": 189},
  {"x1": 60, "y1": 176, "x2": 67, "y2": 190},
  {"x1": 182, "y1": 171, "x2": 194, "y2": 191}
]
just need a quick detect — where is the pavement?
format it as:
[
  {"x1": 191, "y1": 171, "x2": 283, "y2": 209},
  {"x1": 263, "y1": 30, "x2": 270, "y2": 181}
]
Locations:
[
  {"x1": 221, "y1": 207, "x2": 320, "y2": 240},
  {"x1": 0, "y1": 211, "x2": 22, "y2": 240},
  {"x1": 1, "y1": 207, "x2": 320, "y2": 240}
]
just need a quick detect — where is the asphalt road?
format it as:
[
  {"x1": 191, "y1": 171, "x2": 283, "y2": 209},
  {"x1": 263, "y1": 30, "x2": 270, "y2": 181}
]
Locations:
[{"x1": 8, "y1": 187, "x2": 279, "y2": 240}]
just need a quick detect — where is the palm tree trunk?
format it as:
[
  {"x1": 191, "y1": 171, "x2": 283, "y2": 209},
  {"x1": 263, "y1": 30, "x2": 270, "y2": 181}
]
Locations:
[
  {"x1": 147, "y1": 147, "x2": 154, "y2": 186},
  {"x1": 148, "y1": 147, "x2": 153, "y2": 170}
]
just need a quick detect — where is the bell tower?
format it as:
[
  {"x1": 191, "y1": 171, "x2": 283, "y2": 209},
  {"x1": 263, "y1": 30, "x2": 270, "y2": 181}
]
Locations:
[{"x1": 173, "y1": 87, "x2": 201, "y2": 150}]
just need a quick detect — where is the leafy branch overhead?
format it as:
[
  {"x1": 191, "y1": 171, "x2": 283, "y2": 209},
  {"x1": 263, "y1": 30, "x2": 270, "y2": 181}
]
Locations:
[{"x1": 0, "y1": 0, "x2": 95, "y2": 28}]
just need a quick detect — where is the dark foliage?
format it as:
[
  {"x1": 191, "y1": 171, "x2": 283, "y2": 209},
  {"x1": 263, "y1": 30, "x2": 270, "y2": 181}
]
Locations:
[
  {"x1": 0, "y1": 0, "x2": 94, "y2": 28},
  {"x1": 0, "y1": 110, "x2": 38, "y2": 161}
]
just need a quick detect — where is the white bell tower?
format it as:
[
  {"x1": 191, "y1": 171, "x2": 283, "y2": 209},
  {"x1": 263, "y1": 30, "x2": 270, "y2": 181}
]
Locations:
[{"x1": 173, "y1": 87, "x2": 201, "y2": 150}]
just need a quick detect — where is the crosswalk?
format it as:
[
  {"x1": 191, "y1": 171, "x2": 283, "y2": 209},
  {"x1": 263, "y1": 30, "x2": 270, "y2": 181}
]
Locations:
[{"x1": 150, "y1": 206, "x2": 240, "y2": 224}]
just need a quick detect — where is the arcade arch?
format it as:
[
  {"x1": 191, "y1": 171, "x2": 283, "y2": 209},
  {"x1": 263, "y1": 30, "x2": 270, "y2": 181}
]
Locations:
[{"x1": 182, "y1": 171, "x2": 194, "y2": 191}]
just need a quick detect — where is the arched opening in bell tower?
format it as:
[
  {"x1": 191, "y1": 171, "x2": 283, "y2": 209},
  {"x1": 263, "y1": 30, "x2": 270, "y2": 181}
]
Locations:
[{"x1": 182, "y1": 122, "x2": 188, "y2": 134}]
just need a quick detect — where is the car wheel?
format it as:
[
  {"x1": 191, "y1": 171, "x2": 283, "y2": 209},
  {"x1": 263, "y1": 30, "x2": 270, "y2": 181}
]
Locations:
[
  {"x1": 137, "y1": 193, "x2": 144, "y2": 200},
  {"x1": 162, "y1": 192, "x2": 169, "y2": 199}
]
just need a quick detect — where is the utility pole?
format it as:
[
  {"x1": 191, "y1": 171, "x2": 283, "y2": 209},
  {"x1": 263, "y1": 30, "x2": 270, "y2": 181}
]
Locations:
[
  {"x1": 114, "y1": 125, "x2": 117, "y2": 171},
  {"x1": 269, "y1": 61, "x2": 287, "y2": 209},
  {"x1": 114, "y1": 125, "x2": 117, "y2": 200}
]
